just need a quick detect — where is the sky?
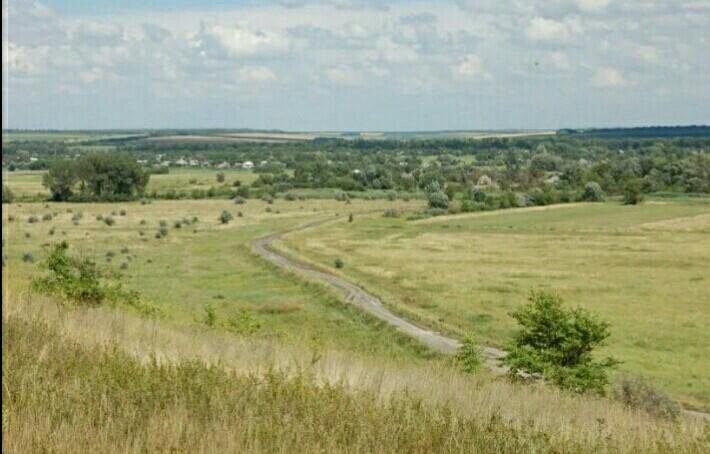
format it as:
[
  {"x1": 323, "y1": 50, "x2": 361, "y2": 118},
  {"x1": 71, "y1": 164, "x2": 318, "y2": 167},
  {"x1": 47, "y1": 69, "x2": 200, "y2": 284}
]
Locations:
[{"x1": 3, "y1": 0, "x2": 709, "y2": 130}]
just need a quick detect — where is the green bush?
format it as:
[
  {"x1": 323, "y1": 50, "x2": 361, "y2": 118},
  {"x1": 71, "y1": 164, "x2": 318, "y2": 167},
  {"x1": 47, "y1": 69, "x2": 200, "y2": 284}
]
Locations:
[
  {"x1": 2, "y1": 185, "x2": 14, "y2": 203},
  {"x1": 334, "y1": 258, "x2": 344, "y2": 269},
  {"x1": 27, "y1": 215, "x2": 39, "y2": 224},
  {"x1": 455, "y1": 336, "x2": 483, "y2": 373},
  {"x1": 219, "y1": 210, "x2": 234, "y2": 224},
  {"x1": 216, "y1": 172, "x2": 226, "y2": 183},
  {"x1": 623, "y1": 179, "x2": 644, "y2": 205},
  {"x1": 103, "y1": 216, "x2": 115, "y2": 226},
  {"x1": 502, "y1": 290, "x2": 618, "y2": 395},
  {"x1": 427, "y1": 191, "x2": 450, "y2": 209},
  {"x1": 22, "y1": 252, "x2": 35, "y2": 263},
  {"x1": 581, "y1": 182, "x2": 604, "y2": 202}
]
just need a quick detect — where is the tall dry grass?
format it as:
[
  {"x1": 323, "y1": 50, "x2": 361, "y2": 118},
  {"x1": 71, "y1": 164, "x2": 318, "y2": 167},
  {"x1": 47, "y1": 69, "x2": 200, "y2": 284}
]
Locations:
[{"x1": 2, "y1": 284, "x2": 709, "y2": 452}]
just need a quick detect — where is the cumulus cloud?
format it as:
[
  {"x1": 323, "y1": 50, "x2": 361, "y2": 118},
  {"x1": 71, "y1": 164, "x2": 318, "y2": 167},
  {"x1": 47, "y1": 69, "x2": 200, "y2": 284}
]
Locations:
[
  {"x1": 591, "y1": 67, "x2": 627, "y2": 87},
  {"x1": 525, "y1": 17, "x2": 573, "y2": 43}
]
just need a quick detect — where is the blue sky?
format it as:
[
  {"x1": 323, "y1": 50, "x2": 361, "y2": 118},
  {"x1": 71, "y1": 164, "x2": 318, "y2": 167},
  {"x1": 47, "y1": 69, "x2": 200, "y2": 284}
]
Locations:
[{"x1": 3, "y1": 0, "x2": 709, "y2": 130}]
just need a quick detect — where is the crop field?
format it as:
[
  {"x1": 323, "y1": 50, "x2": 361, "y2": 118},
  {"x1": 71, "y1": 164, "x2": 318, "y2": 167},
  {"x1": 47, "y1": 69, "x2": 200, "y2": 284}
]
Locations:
[
  {"x1": 281, "y1": 200, "x2": 710, "y2": 409},
  {"x1": 2, "y1": 197, "x2": 433, "y2": 360},
  {"x1": 3, "y1": 168, "x2": 261, "y2": 200}
]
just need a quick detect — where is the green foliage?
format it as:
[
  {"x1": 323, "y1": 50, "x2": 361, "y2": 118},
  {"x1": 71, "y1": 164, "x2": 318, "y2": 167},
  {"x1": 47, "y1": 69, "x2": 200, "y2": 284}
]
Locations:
[
  {"x1": 427, "y1": 190, "x2": 450, "y2": 210},
  {"x1": 581, "y1": 182, "x2": 605, "y2": 202},
  {"x1": 43, "y1": 153, "x2": 149, "y2": 202},
  {"x1": 455, "y1": 336, "x2": 483, "y2": 373},
  {"x1": 623, "y1": 179, "x2": 644, "y2": 205},
  {"x1": 216, "y1": 172, "x2": 226, "y2": 183},
  {"x1": 334, "y1": 258, "x2": 344, "y2": 269},
  {"x1": 203, "y1": 304, "x2": 217, "y2": 327},
  {"x1": 502, "y1": 291, "x2": 619, "y2": 395},
  {"x1": 32, "y1": 242, "x2": 107, "y2": 305},
  {"x1": 227, "y1": 309, "x2": 261, "y2": 335},
  {"x1": 219, "y1": 210, "x2": 234, "y2": 224}
]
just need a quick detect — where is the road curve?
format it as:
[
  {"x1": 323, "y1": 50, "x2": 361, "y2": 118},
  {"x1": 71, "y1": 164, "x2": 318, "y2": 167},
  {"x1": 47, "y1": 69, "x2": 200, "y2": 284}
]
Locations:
[{"x1": 251, "y1": 217, "x2": 507, "y2": 371}]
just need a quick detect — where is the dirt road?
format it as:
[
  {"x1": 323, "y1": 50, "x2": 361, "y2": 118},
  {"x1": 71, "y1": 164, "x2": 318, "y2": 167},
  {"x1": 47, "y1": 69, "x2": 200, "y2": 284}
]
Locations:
[{"x1": 251, "y1": 218, "x2": 507, "y2": 371}]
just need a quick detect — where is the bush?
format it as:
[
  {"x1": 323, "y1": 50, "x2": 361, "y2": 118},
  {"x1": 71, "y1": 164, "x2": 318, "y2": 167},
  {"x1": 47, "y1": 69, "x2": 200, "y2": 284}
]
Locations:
[
  {"x1": 427, "y1": 191, "x2": 450, "y2": 209},
  {"x1": 119, "y1": 209, "x2": 127, "y2": 216},
  {"x1": 348, "y1": 213, "x2": 354, "y2": 223},
  {"x1": 49, "y1": 228, "x2": 55, "y2": 236},
  {"x1": 42, "y1": 213, "x2": 53, "y2": 221},
  {"x1": 284, "y1": 192, "x2": 297, "y2": 201},
  {"x1": 120, "y1": 246, "x2": 129, "y2": 254},
  {"x1": 623, "y1": 179, "x2": 644, "y2": 205},
  {"x1": 502, "y1": 290, "x2": 618, "y2": 395},
  {"x1": 103, "y1": 216, "x2": 115, "y2": 226},
  {"x1": 614, "y1": 375, "x2": 681, "y2": 420},
  {"x1": 455, "y1": 336, "x2": 483, "y2": 373},
  {"x1": 237, "y1": 211, "x2": 243, "y2": 217},
  {"x1": 383, "y1": 208, "x2": 399, "y2": 218},
  {"x1": 219, "y1": 210, "x2": 233, "y2": 224},
  {"x1": 158, "y1": 227, "x2": 169, "y2": 238},
  {"x1": 159, "y1": 220, "x2": 168, "y2": 228},
  {"x1": 334, "y1": 258, "x2": 344, "y2": 269},
  {"x1": 228, "y1": 310, "x2": 261, "y2": 335},
  {"x1": 120, "y1": 262, "x2": 129, "y2": 270},
  {"x1": 581, "y1": 182, "x2": 605, "y2": 202},
  {"x1": 27, "y1": 215, "x2": 39, "y2": 224},
  {"x1": 174, "y1": 220, "x2": 182, "y2": 229},
  {"x1": 234, "y1": 196, "x2": 246, "y2": 205},
  {"x1": 22, "y1": 252, "x2": 34, "y2": 263},
  {"x1": 203, "y1": 304, "x2": 217, "y2": 327},
  {"x1": 71, "y1": 212, "x2": 83, "y2": 223},
  {"x1": 216, "y1": 172, "x2": 226, "y2": 183}
]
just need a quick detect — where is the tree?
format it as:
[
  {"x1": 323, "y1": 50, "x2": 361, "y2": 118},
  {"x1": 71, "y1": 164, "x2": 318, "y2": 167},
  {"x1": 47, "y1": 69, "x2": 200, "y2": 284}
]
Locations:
[
  {"x1": 43, "y1": 159, "x2": 79, "y2": 201},
  {"x1": 502, "y1": 291, "x2": 618, "y2": 395},
  {"x1": 216, "y1": 172, "x2": 226, "y2": 183},
  {"x1": 2, "y1": 185, "x2": 14, "y2": 204},
  {"x1": 76, "y1": 153, "x2": 149, "y2": 200},
  {"x1": 581, "y1": 182, "x2": 604, "y2": 202},
  {"x1": 623, "y1": 179, "x2": 644, "y2": 205}
]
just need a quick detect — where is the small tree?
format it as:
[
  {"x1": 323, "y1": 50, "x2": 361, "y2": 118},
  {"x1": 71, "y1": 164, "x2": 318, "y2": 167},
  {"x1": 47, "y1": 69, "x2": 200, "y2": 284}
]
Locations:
[
  {"x1": 216, "y1": 172, "x2": 226, "y2": 183},
  {"x1": 502, "y1": 290, "x2": 618, "y2": 395},
  {"x1": 427, "y1": 190, "x2": 450, "y2": 210},
  {"x1": 334, "y1": 258, "x2": 344, "y2": 269},
  {"x1": 623, "y1": 179, "x2": 644, "y2": 205},
  {"x1": 581, "y1": 182, "x2": 604, "y2": 202}
]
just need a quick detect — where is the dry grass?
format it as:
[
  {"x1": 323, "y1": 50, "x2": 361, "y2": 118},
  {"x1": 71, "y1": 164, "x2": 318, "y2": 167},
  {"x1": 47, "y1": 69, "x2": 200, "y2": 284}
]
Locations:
[{"x1": 3, "y1": 283, "x2": 708, "y2": 452}]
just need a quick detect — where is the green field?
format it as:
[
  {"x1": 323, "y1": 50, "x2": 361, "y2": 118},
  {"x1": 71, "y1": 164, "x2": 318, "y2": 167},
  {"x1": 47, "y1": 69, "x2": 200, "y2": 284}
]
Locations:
[
  {"x1": 280, "y1": 200, "x2": 710, "y2": 409},
  {"x1": 2, "y1": 197, "x2": 433, "y2": 361},
  {"x1": 3, "y1": 167, "x2": 261, "y2": 200}
]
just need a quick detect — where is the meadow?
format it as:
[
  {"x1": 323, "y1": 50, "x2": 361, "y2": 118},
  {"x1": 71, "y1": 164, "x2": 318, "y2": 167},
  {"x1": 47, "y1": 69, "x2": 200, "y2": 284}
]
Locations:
[
  {"x1": 281, "y1": 200, "x2": 710, "y2": 410},
  {"x1": 2, "y1": 196, "x2": 433, "y2": 360}
]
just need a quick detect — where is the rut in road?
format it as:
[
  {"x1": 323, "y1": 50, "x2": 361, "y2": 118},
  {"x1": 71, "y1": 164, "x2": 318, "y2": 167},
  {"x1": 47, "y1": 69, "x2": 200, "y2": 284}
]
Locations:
[{"x1": 251, "y1": 217, "x2": 507, "y2": 372}]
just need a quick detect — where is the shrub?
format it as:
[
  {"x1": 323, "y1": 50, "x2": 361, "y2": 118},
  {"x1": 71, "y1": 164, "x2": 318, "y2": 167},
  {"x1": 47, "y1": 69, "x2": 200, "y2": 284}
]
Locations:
[
  {"x1": 237, "y1": 211, "x2": 243, "y2": 217},
  {"x1": 387, "y1": 192, "x2": 397, "y2": 201},
  {"x1": 7, "y1": 215, "x2": 16, "y2": 222},
  {"x1": 49, "y1": 228, "x2": 55, "y2": 236},
  {"x1": 265, "y1": 207, "x2": 272, "y2": 213},
  {"x1": 502, "y1": 290, "x2": 618, "y2": 395},
  {"x1": 159, "y1": 220, "x2": 168, "y2": 228},
  {"x1": 120, "y1": 246, "x2": 129, "y2": 254},
  {"x1": 233, "y1": 196, "x2": 246, "y2": 204},
  {"x1": 139, "y1": 219, "x2": 147, "y2": 225},
  {"x1": 334, "y1": 258, "x2": 344, "y2": 269},
  {"x1": 158, "y1": 227, "x2": 169, "y2": 237},
  {"x1": 192, "y1": 216, "x2": 199, "y2": 223},
  {"x1": 228, "y1": 310, "x2": 261, "y2": 335},
  {"x1": 25, "y1": 232, "x2": 31, "y2": 239},
  {"x1": 119, "y1": 209, "x2": 127, "y2": 216},
  {"x1": 219, "y1": 210, "x2": 233, "y2": 224},
  {"x1": 455, "y1": 336, "x2": 483, "y2": 373},
  {"x1": 27, "y1": 215, "x2": 39, "y2": 224},
  {"x1": 614, "y1": 375, "x2": 680, "y2": 420},
  {"x1": 103, "y1": 216, "x2": 115, "y2": 226},
  {"x1": 284, "y1": 192, "x2": 297, "y2": 201},
  {"x1": 262, "y1": 194, "x2": 274, "y2": 204},
  {"x1": 189, "y1": 178, "x2": 198, "y2": 184},
  {"x1": 71, "y1": 212, "x2": 83, "y2": 222},
  {"x1": 623, "y1": 179, "x2": 644, "y2": 205},
  {"x1": 96, "y1": 214, "x2": 104, "y2": 221},
  {"x1": 42, "y1": 213, "x2": 53, "y2": 221},
  {"x1": 216, "y1": 172, "x2": 226, "y2": 183},
  {"x1": 120, "y1": 262, "x2": 129, "y2": 270},
  {"x1": 581, "y1": 182, "x2": 605, "y2": 202},
  {"x1": 232, "y1": 180, "x2": 242, "y2": 187},
  {"x1": 174, "y1": 220, "x2": 182, "y2": 229},
  {"x1": 427, "y1": 191, "x2": 450, "y2": 209},
  {"x1": 348, "y1": 213, "x2": 354, "y2": 223},
  {"x1": 383, "y1": 208, "x2": 399, "y2": 218},
  {"x1": 22, "y1": 252, "x2": 34, "y2": 263}
]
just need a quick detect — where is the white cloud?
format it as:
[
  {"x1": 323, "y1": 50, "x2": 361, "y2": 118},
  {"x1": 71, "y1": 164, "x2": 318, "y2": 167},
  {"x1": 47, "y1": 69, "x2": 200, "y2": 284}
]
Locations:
[
  {"x1": 453, "y1": 54, "x2": 486, "y2": 78},
  {"x1": 525, "y1": 17, "x2": 572, "y2": 43},
  {"x1": 591, "y1": 67, "x2": 627, "y2": 87},
  {"x1": 193, "y1": 23, "x2": 290, "y2": 59}
]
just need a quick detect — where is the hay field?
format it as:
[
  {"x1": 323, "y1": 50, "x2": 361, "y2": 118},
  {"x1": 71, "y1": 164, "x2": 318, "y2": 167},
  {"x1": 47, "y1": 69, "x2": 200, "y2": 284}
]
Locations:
[{"x1": 282, "y1": 200, "x2": 710, "y2": 410}]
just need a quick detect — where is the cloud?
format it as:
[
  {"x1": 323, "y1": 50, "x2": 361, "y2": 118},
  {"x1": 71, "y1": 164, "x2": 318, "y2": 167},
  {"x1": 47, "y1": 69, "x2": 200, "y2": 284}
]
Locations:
[
  {"x1": 525, "y1": 17, "x2": 572, "y2": 43},
  {"x1": 452, "y1": 54, "x2": 487, "y2": 78},
  {"x1": 192, "y1": 23, "x2": 290, "y2": 59},
  {"x1": 591, "y1": 67, "x2": 627, "y2": 87}
]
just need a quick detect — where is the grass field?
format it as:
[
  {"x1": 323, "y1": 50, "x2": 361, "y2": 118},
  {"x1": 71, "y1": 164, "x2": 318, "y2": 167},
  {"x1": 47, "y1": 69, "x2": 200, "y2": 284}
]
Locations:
[
  {"x1": 3, "y1": 167, "x2": 261, "y2": 200},
  {"x1": 280, "y1": 200, "x2": 710, "y2": 409},
  {"x1": 2, "y1": 197, "x2": 434, "y2": 360}
]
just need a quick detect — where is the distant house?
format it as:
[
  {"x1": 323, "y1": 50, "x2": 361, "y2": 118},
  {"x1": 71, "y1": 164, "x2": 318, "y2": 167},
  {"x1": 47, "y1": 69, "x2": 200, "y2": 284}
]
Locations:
[
  {"x1": 29, "y1": 157, "x2": 38, "y2": 162},
  {"x1": 546, "y1": 174, "x2": 561, "y2": 185},
  {"x1": 175, "y1": 158, "x2": 188, "y2": 166},
  {"x1": 242, "y1": 161, "x2": 254, "y2": 169},
  {"x1": 160, "y1": 161, "x2": 171, "y2": 167},
  {"x1": 216, "y1": 161, "x2": 230, "y2": 169},
  {"x1": 352, "y1": 169, "x2": 361, "y2": 175},
  {"x1": 137, "y1": 159, "x2": 147, "y2": 164},
  {"x1": 260, "y1": 160, "x2": 268, "y2": 166},
  {"x1": 233, "y1": 162, "x2": 243, "y2": 169}
]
